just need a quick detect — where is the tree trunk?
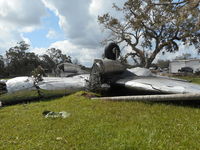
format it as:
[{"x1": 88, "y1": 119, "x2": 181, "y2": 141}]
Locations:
[
  {"x1": 137, "y1": 54, "x2": 147, "y2": 68},
  {"x1": 145, "y1": 58, "x2": 154, "y2": 68}
]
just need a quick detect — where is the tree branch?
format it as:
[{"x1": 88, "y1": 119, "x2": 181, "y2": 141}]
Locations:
[
  {"x1": 141, "y1": 22, "x2": 158, "y2": 39},
  {"x1": 123, "y1": 37, "x2": 144, "y2": 58},
  {"x1": 152, "y1": 0, "x2": 188, "y2": 6}
]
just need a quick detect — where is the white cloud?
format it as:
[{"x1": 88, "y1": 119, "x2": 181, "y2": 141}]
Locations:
[
  {"x1": 39, "y1": 0, "x2": 125, "y2": 65},
  {"x1": 49, "y1": 40, "x2": 103, "y2": 66},
  {"x1": 42, "y1": 0, "x2": 105, "y2": 48},
  {"x1": 0, "y1": 0, "x2": 46, "y2": 53},
  {"x1": 89, "y1": 0, "x2": 124, "y2": 17},
  {"x1": 156, "y1": 45, "x2": 199, "y2": 62},
  {"x1": 32, "y1": 40, "x2": 103, "y2": 67},
  {"x1": 89, "y1": 0, "x2": 103, "y2": 16},
  {"x1": 41, "y1": 0, "x2": 70, "y2": 36},
  {"x1": 2, "y1": 0, "x2": 196, "y2": 67},
  {"x1": 0, "y1": 0, "x2": 46, "y2": 27},
  {"x1": 41, "y1": 0, "x2": 124, "y2": 49},
  {"x1": 0, "y1": 0, "x2": 124, "y2": 65},
  {"x1": 46, "y1": 29, "x2": 58, "y2": 39}
]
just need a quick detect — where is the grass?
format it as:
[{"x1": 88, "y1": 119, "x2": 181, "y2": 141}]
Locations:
[
  {"x1": 0, "y1": 89, "x2": 78, "y2": 105},
  {"x1": 176, "y1": 76, "x2": 200, "y2": 84},
  {"x1": 1, "y1": 91, "x2": 200, "y2": 149},
  {"x1": 1, "y1": 76, "x2": 200, "y2": 149}
]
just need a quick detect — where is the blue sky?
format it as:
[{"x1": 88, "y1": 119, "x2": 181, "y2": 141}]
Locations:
[
  {"x1": 23, "y1": 9, "x2": 65, "y2": 48},
  {"x1": 0, "y1": 0, "x2": 198, "y2": 66},
  {"x1": 0, "y1": 0, "x2": 112, "y2": 66}
]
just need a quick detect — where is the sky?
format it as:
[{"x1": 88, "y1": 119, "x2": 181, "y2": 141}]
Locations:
[{"x1": 0, "y1": 0, "x2": 198, "y2": 67}]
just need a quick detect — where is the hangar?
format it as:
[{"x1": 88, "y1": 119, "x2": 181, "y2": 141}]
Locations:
[{"x1": 169, "y1": 59, "x2": 200, "y2": 73}]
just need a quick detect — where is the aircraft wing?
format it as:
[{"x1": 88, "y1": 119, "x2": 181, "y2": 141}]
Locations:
[
  {"x1": 89, "y1": 59, "x2": 200, "y2": 94},
  {"x1": 115, "y1": 76, "x2": 200, "y2": 94}
]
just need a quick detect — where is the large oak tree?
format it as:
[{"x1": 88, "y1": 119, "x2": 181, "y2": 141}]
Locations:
[{"x1": 98, "y1": 0, "x2": 200, "y2": 68}]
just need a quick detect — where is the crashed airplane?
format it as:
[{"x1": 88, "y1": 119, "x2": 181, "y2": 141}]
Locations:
[{"x1": 1, "y1": 43, "x2": 200, "y2": 103}]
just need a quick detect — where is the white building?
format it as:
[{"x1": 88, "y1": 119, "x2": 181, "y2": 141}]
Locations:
[{"x1": 169, "y1": 59, "x2": 200, "y2": 73}]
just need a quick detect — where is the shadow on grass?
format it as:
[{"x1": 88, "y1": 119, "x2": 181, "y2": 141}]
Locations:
[
  {"x1": 2, "y1": 87, "x2": 200, "y2": 109},
  {"x1": 0, "y1": 89, "x2": 76, "y2": 107},
  {"x1": 101, "y1": 87, "x2": 200, "y2": 109},
  {"x1": 145, "y1": 100, "x2": 200, "y2": 109}
]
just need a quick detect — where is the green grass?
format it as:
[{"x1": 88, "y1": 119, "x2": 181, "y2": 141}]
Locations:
[
  {"x1": 1, "y1": 91, "x2": 200, "y2": 149},
  {"x1": 0, "y1": 89, "x2": 76, "y2": 105},
  {"x1": 1, "y1": 76, "x2": 200, "y2": 149},
  {"x1": 176, "y1": 76, "x2": 200, "y2": 84}
]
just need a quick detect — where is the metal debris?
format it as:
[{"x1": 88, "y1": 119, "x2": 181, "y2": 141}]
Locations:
[{"x1": 42, "y1": 110, "x2": 71, "y2": 118}]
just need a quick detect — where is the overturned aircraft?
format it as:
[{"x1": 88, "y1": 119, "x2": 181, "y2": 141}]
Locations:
[{"x1": 1, "y1": 43, "x2": 200, "y2": 104}]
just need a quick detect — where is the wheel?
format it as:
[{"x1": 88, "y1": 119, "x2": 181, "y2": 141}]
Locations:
[{"x1": 104, "y1": 42, "x2": 120, "y2": 60}]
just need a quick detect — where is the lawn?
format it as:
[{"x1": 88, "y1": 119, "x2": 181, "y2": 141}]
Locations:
[
  {"x1": 1, "y1": 91, "x2": 200, "y2": 150},
  {"x1": 1, "y1": 76, "x2": 200, "y2": 149},
  {"x1": 176, "y1": 76, "x2": 200, "y2": 84}
]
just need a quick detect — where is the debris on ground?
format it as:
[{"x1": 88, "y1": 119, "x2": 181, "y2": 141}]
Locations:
[
  {"x1": 79, "y1": 91, "x2": 99, "y2": 98},
  {"x1": 42, "y1": 110, "x2": 70, "y2": 118}
]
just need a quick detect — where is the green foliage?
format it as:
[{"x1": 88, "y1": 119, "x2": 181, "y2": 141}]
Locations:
[
  {"x1": 1, "y1": 41, "x2": 73, "y2": 77},
  {"x1": 31, "y1": 65, "x2": 46, "y2": 78},
  {"x1": 156, "y1": 59, "x2": 170, "y2": 69},
  {"x1": 41, "y1": 48, "x2": 72, "y2": 73},
  {"x1": 1, "y1": 91, "x2": 200, "y2": 149},
  {"x1": 40, "y1": 54, "x2": 55, "y2": 73},
  {"x1": 6, "y1": 41, "x2": 41, "y2": 76},
  {"x1": 1, "y1": 77, "x2": 200, "y2": 149},
  {"x1": 0, "y1": 55, "x2": 4, "y2": 68},
  {"x1": 0, "y1": 55, "x2": 5, "y2": 77},
  {"x1": 98, "y1": 0, "x2": 200, "y2": 68},
  {"x1": 47, "y1": 48, "x2": 72, "y2": 64},
  {"x1": 176, "y1": 76, "x2": 200, "y2": 85}
]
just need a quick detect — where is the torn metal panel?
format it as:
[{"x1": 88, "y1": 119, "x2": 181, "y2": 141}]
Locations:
[
  {"x1": 2, "y1": 60, "x2": 200, "y2": 98},
  {"x1": 6, "y1": 77, "x2": 35, "y2": 93},
  {"x1": 89, "y1": 60, "x2": 200, "y2": 94},
  {"x1": 57, "y1": 63, "x2": 89, "y2": 77},
  {"x1": 38, "y1": 75, "x2": 89, "y2": 91},
  {"x1": 3, "y1": 42, "x2": 200, "y2": 103},
  {"x1": 5, "y1": 75, "x2": 89, "y2": 94},
  {"x1": 127, "y1": 67, "x2": 154, "y2": 77},
  {"x1": 89, "y1": 59, "x2": 126, "y2": 91}
]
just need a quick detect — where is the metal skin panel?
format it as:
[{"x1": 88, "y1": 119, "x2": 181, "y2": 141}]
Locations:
[
  {"x1": 116, "y1": 76, "x2": 200, "y2": 94},
  {"x1": 2, "y1": 61, "x2": 200, "y2": 96},
  {"x1": 6, "y1": 75, "x2": 89, "y2": 94}
]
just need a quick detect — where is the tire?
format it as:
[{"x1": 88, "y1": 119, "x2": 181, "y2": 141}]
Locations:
[{"x1": 104, "y1": 43, "x2": 120, "y2": 60}]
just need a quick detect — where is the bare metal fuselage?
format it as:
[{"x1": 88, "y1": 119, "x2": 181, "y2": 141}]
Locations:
[{"x1": 1, "y1": 60, "x2": 200, "y2": 97}]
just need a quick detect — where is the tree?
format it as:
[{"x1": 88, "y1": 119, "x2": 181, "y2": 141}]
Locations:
[
  {"x1": 72, "y1": 58, "x2": 80, "y2": 65},
  {"x1": 175, "y1": 53, "x2": 192, "y2": 60},
  {"x1": 156, "y1": 59, "x2": 170, "y2": 69},
  {"x1": 47, "y1": 48, "x2": 72, "y2": 65},
  {"x1": 0, "y1": 55, "x2": 4, "y2": 68},
  {"x1": 40, "y1": 54, "x2": 55, "y2": 73},
  {"x1": 98, "y1": 0, "x2": 200, "y2": 68},
  {"x1": 41, "y1": 48, "x2": 72, "y2": 73},
  {"x1": 6, "y1": 41, "x2": 40, "y2": 76},
  {"x1": 0, "y1": 55, "x2": 5, "y2": 77}
]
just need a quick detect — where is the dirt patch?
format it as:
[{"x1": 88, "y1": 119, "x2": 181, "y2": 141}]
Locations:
[{"x1": 79, "y1": 91, "x2": 100, "y2": 98}]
